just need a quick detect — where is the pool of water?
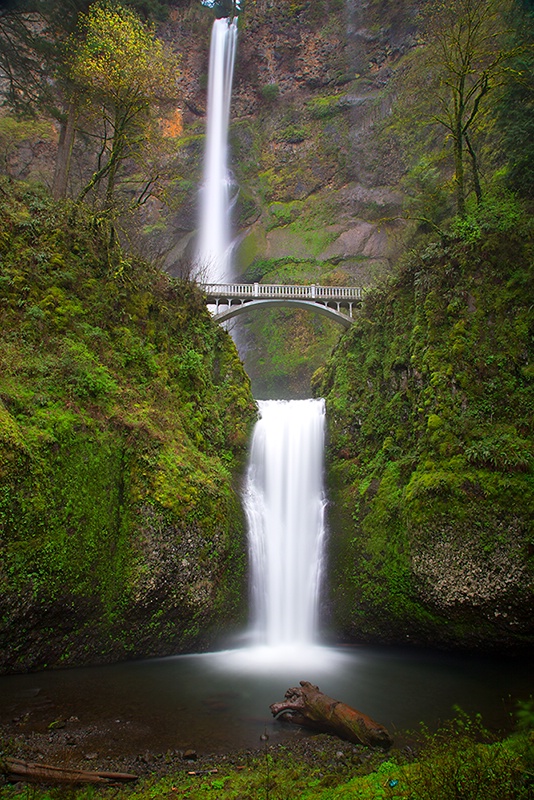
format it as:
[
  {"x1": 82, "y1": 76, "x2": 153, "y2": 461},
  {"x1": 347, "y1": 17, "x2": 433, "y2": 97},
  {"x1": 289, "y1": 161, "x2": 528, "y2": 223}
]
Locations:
[{"x1": 0, "y1": 643, "x2": 531, "y2": 756}]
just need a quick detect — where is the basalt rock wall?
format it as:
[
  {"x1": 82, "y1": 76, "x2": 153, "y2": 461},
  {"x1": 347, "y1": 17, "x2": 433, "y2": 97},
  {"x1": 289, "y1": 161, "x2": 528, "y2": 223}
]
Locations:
[
  {"x1": 157, "y1": 0, "x2": 420, "y2": 396},
  {"x1": 1, "y1": 0, "x2": 422, "y2": 396}
]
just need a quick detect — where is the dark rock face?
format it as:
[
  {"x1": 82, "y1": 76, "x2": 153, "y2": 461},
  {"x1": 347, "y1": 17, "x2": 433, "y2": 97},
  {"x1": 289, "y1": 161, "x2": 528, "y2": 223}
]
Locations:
[
  {"x1": 0, "y1": 514, "x2": 246, "y2": 673},
  {"x1": 411, "y1": 523, "x2": 530, "y2": 623},
  {"x1": 163, "y1": 0, "x2": 420, "y2": 278}
]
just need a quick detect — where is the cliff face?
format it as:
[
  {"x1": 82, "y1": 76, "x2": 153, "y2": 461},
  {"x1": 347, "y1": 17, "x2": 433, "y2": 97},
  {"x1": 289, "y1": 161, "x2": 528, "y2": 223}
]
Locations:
[
  {"x1": 2, "y1": 1, "x2": 531, "y2": 661},
  {"x1": 156, "y1": 0, "x2": 420, "y2": 395},
  {"x1": 0, "y1": 0, "x2": 423, "y2": 396},
  {"x1": 0, "y1": 181, "x2": 257, "y2": 673},
  {"x1": 166, "y1": 0, "x2": 418, "y2": 266},
  {"x1": 315, "y1": 206, "x2": 534, "y2": 650}
]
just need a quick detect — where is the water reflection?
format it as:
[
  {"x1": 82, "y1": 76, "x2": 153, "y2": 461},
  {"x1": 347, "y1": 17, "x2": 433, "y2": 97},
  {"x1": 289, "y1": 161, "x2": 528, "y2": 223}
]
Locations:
[{"x1": 0, "y1": 645, "x2": 530, "y2": 756}]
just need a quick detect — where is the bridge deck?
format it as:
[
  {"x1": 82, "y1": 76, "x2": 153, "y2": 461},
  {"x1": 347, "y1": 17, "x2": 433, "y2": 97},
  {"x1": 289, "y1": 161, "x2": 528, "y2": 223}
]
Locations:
[
  {"x1": 202, "y1": 282, "x2": 363, "y2": 301},
  {"x1": 201, "y1": 282, "x2": 363, "y2": 327}
]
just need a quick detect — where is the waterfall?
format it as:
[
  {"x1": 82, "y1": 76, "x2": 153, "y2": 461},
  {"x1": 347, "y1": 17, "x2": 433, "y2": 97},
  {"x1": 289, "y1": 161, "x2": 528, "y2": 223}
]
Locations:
[
  {"x1": 197, "y1": 17, "x2": 238, "y2": 284},
  {"x1": 244, "y1": 399, "x2": 327, "y2": 648}
]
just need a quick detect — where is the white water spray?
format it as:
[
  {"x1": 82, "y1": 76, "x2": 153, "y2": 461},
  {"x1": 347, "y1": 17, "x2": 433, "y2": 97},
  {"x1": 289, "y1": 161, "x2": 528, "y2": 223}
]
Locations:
[
  {"x1": 244, "y1": 399, "x2": 327, "y2": 649},
  {"x1": 197, "y1": 17, "x2": 238, "y2": 284}
]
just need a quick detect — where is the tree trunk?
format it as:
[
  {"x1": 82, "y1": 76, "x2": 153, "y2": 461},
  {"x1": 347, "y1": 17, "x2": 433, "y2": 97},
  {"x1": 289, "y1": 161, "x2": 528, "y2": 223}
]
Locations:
[
  {"x1": 454, "y1": 73, "x2": 467, "y2": 217},
  {"x1": 270, "y1": 681, "x2": 393, "y2": 748},
  {"x1": 453, "y1": 128, "x2": 465, "y2": 216},
  {"x1": 1, "y1": 757, "x2": 137, "y2": 785},
  {"x1": 52, "y1": 100, "x2": 77, "y2": 201},
  {"x1": 464, "y1": 132, "x2": 483, "y2": 204},
  {"x1": 105, "y1": 146, "x2": 120, "y2": 206},
  {"x1": 106, "y1": 110, "x2": 127, "y2": 207}
]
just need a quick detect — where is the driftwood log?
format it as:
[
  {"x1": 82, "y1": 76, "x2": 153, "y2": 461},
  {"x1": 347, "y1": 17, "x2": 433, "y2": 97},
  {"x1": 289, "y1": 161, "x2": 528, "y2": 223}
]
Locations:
[
  {"x1": 270, "y1": 681, "x2": 393, "y2": 749},
  {"x1": 0, "y1": 757, "x2": 137, "y2": 785}
]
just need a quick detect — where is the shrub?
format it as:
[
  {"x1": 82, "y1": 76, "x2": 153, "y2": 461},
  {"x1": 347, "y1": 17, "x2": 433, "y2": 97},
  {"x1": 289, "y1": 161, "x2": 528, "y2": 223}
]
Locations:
[
  {"x1": 403, "y1": 712, "x2": 529, "y2": 800},
  {"x1": 261, "y1": 83, "x2": 279, "y2": 101}
]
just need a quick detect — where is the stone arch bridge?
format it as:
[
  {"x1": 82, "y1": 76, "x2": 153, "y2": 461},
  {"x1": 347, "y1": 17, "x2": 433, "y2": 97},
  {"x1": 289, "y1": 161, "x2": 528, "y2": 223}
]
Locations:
[{"x1": 201, "y1": 283, "x2": 363, "y2": 328}]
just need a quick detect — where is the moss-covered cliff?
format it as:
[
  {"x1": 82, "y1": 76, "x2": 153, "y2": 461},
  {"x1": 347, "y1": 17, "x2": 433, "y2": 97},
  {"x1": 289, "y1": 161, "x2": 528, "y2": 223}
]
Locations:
[
  {"x1": 315, "y1": 200, "x2": 534, "y2": 649},
  {"x1": 0, "y1": 180, "x2": 256, "y2": 673},
  {"x1": 148, "y1": 0, "x2": 419, "y2": 395},
  {"x1": 4, "y1": 0, "x2": 531, "y2": 399}
]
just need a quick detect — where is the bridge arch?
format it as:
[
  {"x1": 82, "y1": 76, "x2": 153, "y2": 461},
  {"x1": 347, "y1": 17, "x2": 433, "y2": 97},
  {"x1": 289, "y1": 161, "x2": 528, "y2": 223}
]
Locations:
[
  {"x1": 212, "y1": 298, "x2": 354, "y2": 328},
  {"x1": 202, "y1": 283, "x2": 362, "y2": 329}
]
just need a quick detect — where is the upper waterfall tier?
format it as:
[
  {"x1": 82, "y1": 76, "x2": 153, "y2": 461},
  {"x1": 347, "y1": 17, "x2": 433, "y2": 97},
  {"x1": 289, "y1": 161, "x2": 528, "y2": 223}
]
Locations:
[{"x1": 196, "y1": 17, "x2": 238, "y2": 284}]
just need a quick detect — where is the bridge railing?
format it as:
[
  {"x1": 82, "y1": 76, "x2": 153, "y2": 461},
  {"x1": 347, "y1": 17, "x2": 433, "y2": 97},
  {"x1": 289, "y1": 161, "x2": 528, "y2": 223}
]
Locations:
[{"x1": 201, "y1": 283, "x2": 363, "y2": 300}]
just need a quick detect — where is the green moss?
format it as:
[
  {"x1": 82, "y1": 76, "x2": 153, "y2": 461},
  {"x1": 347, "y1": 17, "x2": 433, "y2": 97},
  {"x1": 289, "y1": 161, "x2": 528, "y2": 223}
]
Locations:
[
  {"x1": 318, "y1": 204, "x2": 534, "y2": 648},
  {"x1": 306, "y1": 94, "x2": 351, "y2": 119},
  {"x1": 235, "y1": 225, "x2": 267, "y2": 273},
  {"x1": 0, "y1": 179, "x2": 257, "y2": 672},
  {"x1": 260, "y1": 83, "x2": 279, "y2": 101},
  {"x1": 266, "y1": 200, "x2": 304, "y2": 230}
]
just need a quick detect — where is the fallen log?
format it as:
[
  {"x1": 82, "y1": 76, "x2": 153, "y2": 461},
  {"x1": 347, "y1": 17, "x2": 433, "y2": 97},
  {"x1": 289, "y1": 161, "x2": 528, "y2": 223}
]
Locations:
[
  {"x1": 270, "y1": 681, "x2": 393, "y2": 749},
  {"x1": 1, "y1": 757, "x2": 138, "y2": 785}
]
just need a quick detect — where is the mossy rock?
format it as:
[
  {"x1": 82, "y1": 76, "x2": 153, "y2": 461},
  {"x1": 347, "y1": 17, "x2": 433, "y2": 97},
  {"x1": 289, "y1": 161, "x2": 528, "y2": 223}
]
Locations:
[
  {"x1": 317, "y1": 202, "x2": 534, "y2": 650},
  {"x1": 0, "y1": 180, "x2": 257, "y2": 673}
]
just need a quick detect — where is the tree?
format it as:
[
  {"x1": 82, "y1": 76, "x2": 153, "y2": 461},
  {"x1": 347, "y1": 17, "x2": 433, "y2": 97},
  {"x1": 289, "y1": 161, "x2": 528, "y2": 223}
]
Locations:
[
  {"x1": 0, "y1": 1, "x2": 62, "y2": 117},
  {"x1": 0, "y1": 1, "x2": 91, "y2": 197},
  {"x1": 201, "y1": 0, "x2": 244, "y2": 18},
  {"x1": 417, "y1": 0, "x2": 516, "y2": 215},
  {"x1": 0, "y1": 0, "x2": 174, "y2": 200},
  {"x1": 67, "y1": 1, "x2": 180, "y2": 208}
]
